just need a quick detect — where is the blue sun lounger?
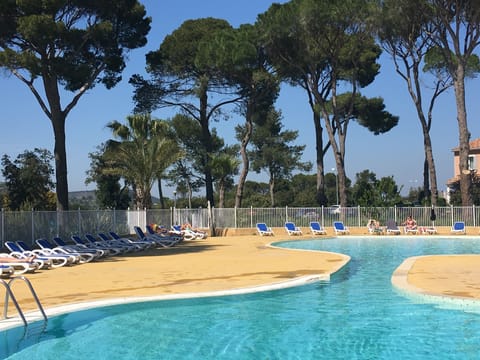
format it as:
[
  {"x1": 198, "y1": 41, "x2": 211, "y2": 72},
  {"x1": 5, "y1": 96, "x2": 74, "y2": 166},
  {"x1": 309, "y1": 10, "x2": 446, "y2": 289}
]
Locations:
[
  {"x1": 451, "y1": 221, "x2": 466, "y2": 234},
  {"x1": 256, "y1": 223, "x2": 274, "y2": 236},
  {"x1": 310, "y1": 222, "x2": 327, "y2": 235},
  {"x1": 285, "y1": 222, "x2": 302, "y2": 235},
  {"x1": 333, "y1": 221, "x2": 350, "y2": 235}
]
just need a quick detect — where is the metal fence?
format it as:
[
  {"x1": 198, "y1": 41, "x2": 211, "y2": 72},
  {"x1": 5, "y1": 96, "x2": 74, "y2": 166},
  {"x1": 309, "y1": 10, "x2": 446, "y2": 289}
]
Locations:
[{"x1": 0, "y1": 206, "x2": 478, "y2": 248}]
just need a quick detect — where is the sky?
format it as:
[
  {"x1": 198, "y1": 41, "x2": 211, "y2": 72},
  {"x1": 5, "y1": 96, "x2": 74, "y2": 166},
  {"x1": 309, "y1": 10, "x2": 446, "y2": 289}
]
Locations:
[{"x1": 1, "y1": 0, "x2": 480, "y2": 199}]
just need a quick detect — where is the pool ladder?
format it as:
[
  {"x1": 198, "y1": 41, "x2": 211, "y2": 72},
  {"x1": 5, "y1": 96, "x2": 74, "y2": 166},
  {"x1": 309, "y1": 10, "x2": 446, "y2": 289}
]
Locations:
[{"x1": 1, "y1": 276, "x2": 47, "y2": 327}]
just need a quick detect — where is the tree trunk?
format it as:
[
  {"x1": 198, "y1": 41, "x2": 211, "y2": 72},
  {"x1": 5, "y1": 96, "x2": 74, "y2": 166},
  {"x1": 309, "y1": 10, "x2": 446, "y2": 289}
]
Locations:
[
  {"x1": 423, "y1": 158, "x2": 431, "y2": 202},
  {"x1": 50, "y1": 105, "x2": 69, "y2": 211},
  {"x1": 235, "y1": 104, "x2": 253, "y2": 208},
  {"x1": 408, "y1": 61, "x2": 439, "y2": 206},
  {"x1": 334, "y1": 144, "x2": 347, "y2": 207},
  {"x1": 412, "y1": 97, "x2": 437, "y2": 206},
  {"x1": 218, "y1": 182, "x2": 225, "y2": 208},
  {"x1": 199, "y1": 79, "x2": 215, "y2": 207},
  {"x1": 321, "y1": 102, "x2": 348, "y2": 207},
  {"x1": 306, "y1": 85, "x2": 327, "y2": 206},
  {"x1": 187, "y1": 185, "x2": 192, "y2": 209},
  {"x1": 42, "y1": 70, "x2": 69, "y2": 211},
  {"x1": 269, "y1": 173, "x2": 275, "y2": 207},
  {"x1": 313, "y1": 110, "x2": 328, "y2": 205},
  {"x1": 422, "y1": 132, "x2": 438, "y2": 206},
  {"x1": 135, "y1": 187, "x2": 143, "y2": 209},
  {"x1": 453, "y1": 65, "x2": 472, "y2": 206},
  {"x1": 157, "y1": 178, "x2": 165, "y2": 209}
]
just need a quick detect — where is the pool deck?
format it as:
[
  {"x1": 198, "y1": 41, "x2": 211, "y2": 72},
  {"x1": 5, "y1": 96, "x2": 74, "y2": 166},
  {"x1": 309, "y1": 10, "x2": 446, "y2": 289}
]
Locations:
[{"x1": 2, "y1": 227, "x2": 480, "y2": 328}]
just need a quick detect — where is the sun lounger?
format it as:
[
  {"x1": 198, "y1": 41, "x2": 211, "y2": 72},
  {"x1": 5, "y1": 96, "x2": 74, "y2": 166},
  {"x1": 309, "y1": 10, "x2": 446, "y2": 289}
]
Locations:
[
  {"x1": 5, "y1": 241, "x2": 65, "y2": 268},
  {"x1": 169, "y1": 224, "x2": 206, "y2": 241},
  {"x1": 84, "y1": 234, "x2": 126, "y2": 255},
  {"x1": 404, "y1": 226, "x2": 418, "y2": 235},
  {"x1": 333, "y1": 221, "x2": 350, "y2": 235},
  {"x1": 385, "y1": 220, "x2": 401, "y2": 235},
  {"x1": 367, "y1": 220, "x2": 384, "y2": 235},
  {"x1": 52, "y1": 237, "x2": 102, "y2": 261},
  {"x1": 109, "y1": 231, "x2": 154, "y2": 250},
  {"x1": 310, "y1": 222, "x2": 327, "y2": 235},
  {"x1": 17, "y1": 239, "x2": 81, "y2": 266},
  {"x1": 37, "y1": 238, "x2": 95, "y2": 263},
  {"x1": 98, "y1": 233, "x2": 143, "y2": 252},
  {"x1": 418, "y1": 226, "x2": 437, "y2": 235},
  {"x1": 451, "y1": 221, "x2": 466, "y2": 234},
  {"x1": 285, "y1": 222, "x2": 303, "y2": 235},
  {"x1": 71, "y1": 235, "x2": 113, "y2": 257},
  {"x1": 0, "y1": 254, "x2": 39, "y2": 275},
  {"x1": 134, "y1": 226, "x2": 179, "y2": 247},
  {"x1": 0, "y1": 264, "x2": 14, "y2": 277},
  {"x1": 256, "y1": 223, "x2": 274, "y2": 236},
  {"x1": 147, "y1": 225, "x2": 185, "y2": 242},
  {"x1": 170, "y1": 225, "x2": 195, "y2": 241}
]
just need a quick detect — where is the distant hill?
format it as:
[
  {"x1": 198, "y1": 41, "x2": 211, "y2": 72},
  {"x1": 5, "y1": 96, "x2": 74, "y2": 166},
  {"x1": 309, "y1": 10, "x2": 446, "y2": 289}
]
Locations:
[
  {"x1": 69, "y1": 190, "x2": 161, "y2": 206},
  {"x1": 69, "y1": 190, "x2": 96, "y2": 200}
]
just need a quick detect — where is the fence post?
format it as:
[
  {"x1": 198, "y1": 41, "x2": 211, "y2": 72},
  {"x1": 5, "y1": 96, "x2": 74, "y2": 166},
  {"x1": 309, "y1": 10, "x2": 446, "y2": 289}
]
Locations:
[
  {"x1": 144, "y1": 207, "x2": 147, "y2": 229},
  {"x1": 1, "y1": 208, "x2": 3, "y2": 248},
  {"x1": 77, "y1": 208, "x2": 81, "y2": 235},
  {"x1": 31, "y1": 208, "x2": 34, "y2": 243},
  {"x1": 137, "y1": 207, "x2": 140, "y2": 229},
  {"x1": 234, "y1": 206, "x2": 237, "y2": 229},
  {"x1": 474, "y1": 205, "x2": 476, "y2": 228},
  {"x1": 113, "y1": 208, "x2": 117, "y2": 232},
  {"x1": 250, "y1": 206, "x2": 253, "y2": 228}
]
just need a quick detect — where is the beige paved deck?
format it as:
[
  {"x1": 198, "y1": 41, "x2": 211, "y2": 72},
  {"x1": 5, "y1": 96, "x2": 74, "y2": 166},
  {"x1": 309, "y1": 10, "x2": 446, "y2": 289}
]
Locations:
[
  {"x1": 392, "y1": 255, "x2": 480, "y2": 299},
  {"x1": 3, "y1": 227, "x2": 480, "y2": 322}
]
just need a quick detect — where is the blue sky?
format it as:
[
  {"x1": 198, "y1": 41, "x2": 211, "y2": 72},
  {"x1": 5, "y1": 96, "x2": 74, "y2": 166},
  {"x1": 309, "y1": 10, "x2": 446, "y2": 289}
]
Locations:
[{"x1": 1, "y1": 0, "x2": 480, "y2": 198}]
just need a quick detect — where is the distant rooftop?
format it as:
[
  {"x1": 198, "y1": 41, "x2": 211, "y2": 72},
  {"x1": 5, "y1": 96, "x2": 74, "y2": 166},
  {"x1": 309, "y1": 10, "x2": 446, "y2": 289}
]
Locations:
[{"x1": 452, "y1": 138, "x2": 480, "y2": 152}]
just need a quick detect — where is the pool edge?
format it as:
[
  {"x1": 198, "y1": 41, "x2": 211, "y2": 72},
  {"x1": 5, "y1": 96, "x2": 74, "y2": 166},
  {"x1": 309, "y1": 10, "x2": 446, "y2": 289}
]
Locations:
[
  {"x1": 392, "y1": 256, "x2": 480, "y2": 312},
  {"x1": 0, "y1": 273, "x2": 331, "y2": 332}
]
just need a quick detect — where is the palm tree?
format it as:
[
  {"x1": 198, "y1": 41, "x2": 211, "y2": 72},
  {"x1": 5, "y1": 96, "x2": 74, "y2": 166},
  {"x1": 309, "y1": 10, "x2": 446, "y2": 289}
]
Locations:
[
  {"x1": 105, "y1": 114, "x2": 182, "y2": 209},
  {"x1": 211, "y1": 147, "x2": 240, "y2": 208}
]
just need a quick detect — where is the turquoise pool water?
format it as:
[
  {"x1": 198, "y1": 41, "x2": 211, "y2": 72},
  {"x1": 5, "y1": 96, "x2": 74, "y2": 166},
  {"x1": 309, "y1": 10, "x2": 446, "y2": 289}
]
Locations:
[{"x1": 2, "y1": 237, "x2": 480, "y2": 359}]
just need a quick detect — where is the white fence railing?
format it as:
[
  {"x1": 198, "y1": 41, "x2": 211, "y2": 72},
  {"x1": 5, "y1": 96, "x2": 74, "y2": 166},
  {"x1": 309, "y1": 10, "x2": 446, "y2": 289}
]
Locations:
[{"x1": 0, "y1": 206, "x2": 477, "y2": 247}]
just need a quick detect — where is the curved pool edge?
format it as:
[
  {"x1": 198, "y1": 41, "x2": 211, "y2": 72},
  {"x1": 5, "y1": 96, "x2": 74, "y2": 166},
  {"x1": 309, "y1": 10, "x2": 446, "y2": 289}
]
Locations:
[
  {"x1": 0, "y1": 274, "x2": 335, "y2": 332},
  {"x1": 267, "y1": 238, "x2": 351, "y2": 273},
  {"x1": 0, "y1": 238, "x2": 352, "y2": 332},
  {"x1": 392, "y1": 256, "x2": 480, "y2": 312}
]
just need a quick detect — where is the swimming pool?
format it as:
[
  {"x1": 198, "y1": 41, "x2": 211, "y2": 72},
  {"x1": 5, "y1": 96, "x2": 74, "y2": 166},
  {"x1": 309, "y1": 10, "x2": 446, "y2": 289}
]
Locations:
[{"x1": 2, "y1": 237, "x2": 480, "y2": 359}]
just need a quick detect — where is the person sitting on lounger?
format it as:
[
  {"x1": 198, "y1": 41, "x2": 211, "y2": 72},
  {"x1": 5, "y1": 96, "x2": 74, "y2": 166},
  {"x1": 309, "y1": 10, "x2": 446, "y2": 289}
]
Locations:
[
  {"x1": 402, "y1": 216, "x2": 417, "y2": 231},
  {"x1": 181, "y1": 222, "x2": 192, "y2": 231},
  {"x1": 367, "y1": 219, "x2": 383, "y2": 234},
  {"x1": 0, "y1": 255, "x2": 37, "y2": 263},
  {"x1": 151, "y1": 223, "x2": 170, "y2": 235},
  {"x1": 181, "y1": 223, "x2": 207, "y2": 238}
]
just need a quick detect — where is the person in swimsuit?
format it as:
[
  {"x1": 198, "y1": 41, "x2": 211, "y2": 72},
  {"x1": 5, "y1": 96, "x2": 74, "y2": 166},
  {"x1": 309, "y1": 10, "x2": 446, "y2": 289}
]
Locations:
[{"x1": 402, "y1": 215, "x2": 417, "y2": 230}]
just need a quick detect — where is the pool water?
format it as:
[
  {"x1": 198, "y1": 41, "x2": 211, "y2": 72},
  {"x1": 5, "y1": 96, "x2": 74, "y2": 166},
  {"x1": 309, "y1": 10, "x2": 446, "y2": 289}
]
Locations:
[{"x1": 2, "y1": 237, "x2": 480, "y2": 359}]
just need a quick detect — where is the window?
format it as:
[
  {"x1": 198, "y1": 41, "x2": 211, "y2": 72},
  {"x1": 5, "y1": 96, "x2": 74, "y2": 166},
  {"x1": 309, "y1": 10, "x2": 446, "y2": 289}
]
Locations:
[{"x1": 468, "y1": 155, "x2": 476, "y2": 171}]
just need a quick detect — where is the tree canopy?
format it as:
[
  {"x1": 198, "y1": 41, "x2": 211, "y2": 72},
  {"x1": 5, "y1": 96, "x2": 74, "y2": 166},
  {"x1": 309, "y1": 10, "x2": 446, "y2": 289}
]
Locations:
[
  {"x1": 105, "y1": 114, "x2": 181, "y2": 209},
  {"x1": 1, "y1": 148, "x2": 55, "y2": 210},
  {"x1": 131, "y1": 18, "x2": 243, "y2": 207},
  {"x1": 86, "y1": 144, "x2": 131, "y2": 210},
  {"x1": 257, "y1": 0, "x2": 397, "y2": 207},
  {"x1": 426, "y1": 0, "x2": 480, "y2": 206},
  {"x1": 0, "y1": 0, "x2": 151, "y2": 210}
]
